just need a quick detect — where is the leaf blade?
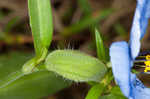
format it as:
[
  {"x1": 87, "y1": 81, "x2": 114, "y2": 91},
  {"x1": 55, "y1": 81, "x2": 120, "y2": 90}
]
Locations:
[
  {"x1": 95, "y1": 28, "x2": 106, "y2": 62},
  {"x1": 100, "y1": 86, "x2": 127, "y2": 99},
  {"x1": 45, "y1": 50, "x2": 107, "y2": 82},
  {"x1": 85, "y1": 84, "x2": 105, "y2": 99},
  {"x1": 0, "y1": 52, "x2": 70, "y2": 99},
  {"x1": 28, "y1": 0, "x2": 53, "y2": 56}
]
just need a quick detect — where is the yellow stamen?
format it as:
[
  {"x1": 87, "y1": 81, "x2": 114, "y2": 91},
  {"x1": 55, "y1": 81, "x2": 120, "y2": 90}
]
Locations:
[{"x1": 146, "y1": 55, "x2": 150, "y2": 60}]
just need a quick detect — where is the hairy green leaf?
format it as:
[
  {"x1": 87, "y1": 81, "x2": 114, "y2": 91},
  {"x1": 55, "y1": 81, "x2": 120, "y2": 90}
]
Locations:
[{"x1": 45, "y1": 50, "x2": 107, "y2": 82}]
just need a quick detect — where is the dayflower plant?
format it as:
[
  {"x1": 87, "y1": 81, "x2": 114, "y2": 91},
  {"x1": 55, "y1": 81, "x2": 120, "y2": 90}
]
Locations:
[
  {"x1": 110, "y1": 0, "x2": 150, "y2": 99},
  {"x1": 2, "y1": 0, "x2": 150, "y2": 98}
]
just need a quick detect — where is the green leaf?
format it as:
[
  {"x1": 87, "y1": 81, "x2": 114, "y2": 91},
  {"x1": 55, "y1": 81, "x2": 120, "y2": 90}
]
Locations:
[
  {"x1": 45, "y1": 50, "x2": 107, "y2": 82},
  {"x1": 22, "y1": 57, "x2": 37, "y2": 74},
  {"x1": 110, "y1": 86, "x2": 126, "y2": 97},
  {"x1": 22, "y1": 48, "x2": 48, "y2": 74},
  {"x1": 85, "y1": 84, "x2": 105, "y2": 99},
  {"x1": 0, "y1": 52, "x2": 70, "y2": 99},
  {"x1": 95, "y1": 28, "x2": 106, "y2": 62},
  {"x1": 100, "y1": 94, "x2": 127, "y2": 99},
  {"x1": 100, "y1": 86, "x2": 127, "y2": 99},
  {"x1": 28, "y1": 0, "x2": 53, "y2": 57}
]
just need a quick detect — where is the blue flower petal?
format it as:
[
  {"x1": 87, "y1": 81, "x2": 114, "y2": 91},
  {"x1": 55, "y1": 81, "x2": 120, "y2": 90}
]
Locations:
[
  {"x1": 110, "y1": 42, "x2": 150, "y2": 99},
  {"x1": 130, "y1": 0, "x2": 150, "y2": 60},
  {"x1": 110, "y1": 1, "x2": 150, "y2": 98},
  {"x1": 110, "y1": 41, "x2": 131, "y2": 98},
  {"x1": 138, "y1": 0, "x2": 150, "y2": 38},
  {"x1": 130, "y1": 74, "x2": 150, "y2": 99}
]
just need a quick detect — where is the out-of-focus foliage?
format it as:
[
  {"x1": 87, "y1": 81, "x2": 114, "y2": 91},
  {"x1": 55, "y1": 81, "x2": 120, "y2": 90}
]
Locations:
[{"x1": 62, "y1": 9, "x2": 112, "y2": 36}]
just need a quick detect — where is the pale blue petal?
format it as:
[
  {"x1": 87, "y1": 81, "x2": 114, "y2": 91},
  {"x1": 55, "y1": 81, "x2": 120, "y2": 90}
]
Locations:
[
  {"x1": 110, "y1": 1, "x2": 150, "y2": 98},
  {"x1": 130, "y1": 0, "x2": 150, "y2": 60},
  {"x1": 110, "y1": 41, "x2": 131, "y2": 98},
  {"x1": 145, "y1": 1, "x2": 150, "y2": 18},
  {"x1": 130, "y1": 74, "x2": 150, "y2": 99},
  {"x1": 139, "y1": 0, "x2": 150, "y2": 37}
]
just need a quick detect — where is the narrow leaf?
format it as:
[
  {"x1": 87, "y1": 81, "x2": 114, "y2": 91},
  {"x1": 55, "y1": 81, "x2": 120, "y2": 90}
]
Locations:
[
  {"x1": 45, "y1": 50, "x2": 107, "y2": 82},
  {"x1": 85, "y1": 84, "x2": 105, "y2": 99},
  {"x1": 28, "y1": 0, "x2": 53, "y2": 56},
  {"x1": 95, "y1": 28, "x2": 106, "y2": 62}
]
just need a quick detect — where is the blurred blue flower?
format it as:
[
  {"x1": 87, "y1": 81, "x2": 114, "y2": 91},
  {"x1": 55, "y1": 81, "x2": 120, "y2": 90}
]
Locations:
[{"x1": 109, "y1": 0, "x2": 150, "y2": 99}]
